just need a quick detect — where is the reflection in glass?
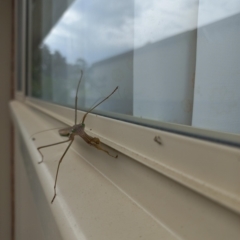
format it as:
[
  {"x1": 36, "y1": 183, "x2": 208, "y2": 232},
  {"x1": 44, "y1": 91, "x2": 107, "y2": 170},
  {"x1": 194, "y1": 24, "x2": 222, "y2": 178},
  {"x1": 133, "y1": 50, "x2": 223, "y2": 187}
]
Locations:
[
  {"x1": 30, "y1": 0, "x2": 240, "y2": 135},
  {"x1": 16, "y1": 0, "x2": 24, "y2": 91}
]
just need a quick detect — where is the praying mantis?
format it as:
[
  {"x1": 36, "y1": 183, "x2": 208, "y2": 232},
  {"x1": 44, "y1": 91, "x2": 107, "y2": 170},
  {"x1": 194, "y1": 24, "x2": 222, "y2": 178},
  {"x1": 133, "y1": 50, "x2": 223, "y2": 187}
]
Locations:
[{"x1": 36, "y1": 70, "x2": 118, "y2": 203}]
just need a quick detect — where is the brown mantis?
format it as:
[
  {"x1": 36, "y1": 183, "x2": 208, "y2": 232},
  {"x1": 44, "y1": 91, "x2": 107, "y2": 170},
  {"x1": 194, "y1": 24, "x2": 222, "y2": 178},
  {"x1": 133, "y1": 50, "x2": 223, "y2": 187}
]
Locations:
[{"x1": 36, "y1": 70, "x2": 118, "y2": 203}]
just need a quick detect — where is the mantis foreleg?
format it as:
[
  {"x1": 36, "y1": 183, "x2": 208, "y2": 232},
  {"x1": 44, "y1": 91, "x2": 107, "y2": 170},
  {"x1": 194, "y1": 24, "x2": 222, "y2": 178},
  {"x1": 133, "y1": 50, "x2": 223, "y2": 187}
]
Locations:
[{"x1": 37, "y1": 138, "x2": 72, "y2": 164}]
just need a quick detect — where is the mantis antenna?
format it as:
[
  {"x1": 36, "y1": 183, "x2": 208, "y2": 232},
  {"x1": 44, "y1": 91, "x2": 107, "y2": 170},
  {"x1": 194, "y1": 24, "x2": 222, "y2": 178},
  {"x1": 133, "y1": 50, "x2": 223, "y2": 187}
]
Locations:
[{"x1": 75, "y1": 70, "x2": 83, "y2": 125}]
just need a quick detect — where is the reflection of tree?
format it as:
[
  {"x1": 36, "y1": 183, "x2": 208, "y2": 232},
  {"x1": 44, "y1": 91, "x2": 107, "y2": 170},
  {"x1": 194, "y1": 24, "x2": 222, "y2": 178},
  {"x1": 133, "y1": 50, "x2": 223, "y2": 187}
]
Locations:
[
  {"x1": 32, "y1": 44, "x2": 53, "y2": 99},
  {"x1": 66, "y1": 58, "x2": 88, "y2": 107},
  {"x1": 31, "y1": 44, "x2": 88, "y2": 107},
  {"x1": 32, "y1": 45, "x2": 42, "y2": 98},
  {"x1": 52, "y1": 50, "x2": 67, "y2": 104},
  {"x1": 41, "y1": 45, "x2": 52, "y2": 100}
]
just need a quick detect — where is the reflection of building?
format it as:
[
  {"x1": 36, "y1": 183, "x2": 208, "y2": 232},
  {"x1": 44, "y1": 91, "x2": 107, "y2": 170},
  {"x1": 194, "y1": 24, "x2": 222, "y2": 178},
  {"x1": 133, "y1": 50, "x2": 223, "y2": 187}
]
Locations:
[
  {"x1": 88, "y1": 29, "x2": 196, "y2": 124},
  {"x1": 88, "y1": 51, "x2": 133, "y2": 115},
  {"x1": 192, "y1": 13, "x2": 240, "y2": 133},
  {"x1": 31, "y1": 0, "x2": 74, "y2": 53},
  {"x1": 133, "y1": 30, "x2": 196, "y2": 124},
  {"x1": 33, "y1": 7, "x2": 240, "y2": 131},
  {"x1": 86, "y1": 12, "x2": 240, "y2": 132}
]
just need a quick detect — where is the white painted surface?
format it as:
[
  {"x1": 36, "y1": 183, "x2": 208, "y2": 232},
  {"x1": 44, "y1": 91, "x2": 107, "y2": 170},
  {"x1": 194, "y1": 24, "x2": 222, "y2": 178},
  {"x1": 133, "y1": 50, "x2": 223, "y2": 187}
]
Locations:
[
  {"x1": 10, "y1": 100, "x2": 240, "y2": 240},
  {"x1": 14, "y1": 129, "x2": 47, "y2": 240},
  {"x1": 0, "y1": 1, "x2": 12, "y2": 240}
]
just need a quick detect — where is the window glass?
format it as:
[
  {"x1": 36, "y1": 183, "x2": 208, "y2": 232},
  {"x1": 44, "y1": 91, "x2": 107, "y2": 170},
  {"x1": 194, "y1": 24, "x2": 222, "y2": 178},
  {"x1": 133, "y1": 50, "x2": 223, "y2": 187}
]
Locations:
[{"x1": 29, "y1": 0, "x2": 240, "y2": 137}]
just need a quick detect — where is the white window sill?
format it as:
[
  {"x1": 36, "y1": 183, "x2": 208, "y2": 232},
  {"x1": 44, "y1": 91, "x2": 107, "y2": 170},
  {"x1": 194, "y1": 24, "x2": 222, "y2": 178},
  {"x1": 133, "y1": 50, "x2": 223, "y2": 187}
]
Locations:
[{"x1": 10, "y1": 100, "x2": 240, "y2": 240}]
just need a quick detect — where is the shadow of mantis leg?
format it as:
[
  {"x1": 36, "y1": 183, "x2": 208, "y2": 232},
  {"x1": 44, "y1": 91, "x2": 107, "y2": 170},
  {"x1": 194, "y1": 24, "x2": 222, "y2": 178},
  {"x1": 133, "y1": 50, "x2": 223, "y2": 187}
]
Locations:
[
  {"x1": 51, "y1": 139, "x2": 74, "y2": 204},
  {"x1": 37, "y1": 138, "x2": 72, "y2": 164}
]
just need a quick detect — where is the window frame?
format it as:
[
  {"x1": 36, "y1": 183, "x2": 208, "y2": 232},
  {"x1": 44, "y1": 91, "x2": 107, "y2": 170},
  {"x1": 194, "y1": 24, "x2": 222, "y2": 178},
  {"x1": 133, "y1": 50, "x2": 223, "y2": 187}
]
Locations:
[
  {"x1": 14, "y1": 0, "x2": 28, "y2": 100},
  {"x1": 21, "y1": 95, "x2": 240, "y2": 215}
]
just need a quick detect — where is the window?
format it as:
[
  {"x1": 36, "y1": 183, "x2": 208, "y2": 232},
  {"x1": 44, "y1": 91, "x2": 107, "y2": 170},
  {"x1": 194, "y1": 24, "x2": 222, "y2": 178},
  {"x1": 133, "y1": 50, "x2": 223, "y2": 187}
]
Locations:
[
  {"x1": 13, "y1": 2, "x2": 240, "y2": 238},
  {"x1": 27, "y1": 0, "x2": 240, "y2": 145}
]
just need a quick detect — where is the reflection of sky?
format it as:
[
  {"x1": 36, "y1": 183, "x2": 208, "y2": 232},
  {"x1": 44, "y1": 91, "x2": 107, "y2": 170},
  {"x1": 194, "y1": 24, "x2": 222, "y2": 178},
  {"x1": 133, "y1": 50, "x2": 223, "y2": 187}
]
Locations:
[{"x1": 43, "y1": 0, "x2": 240, "y2": 65}]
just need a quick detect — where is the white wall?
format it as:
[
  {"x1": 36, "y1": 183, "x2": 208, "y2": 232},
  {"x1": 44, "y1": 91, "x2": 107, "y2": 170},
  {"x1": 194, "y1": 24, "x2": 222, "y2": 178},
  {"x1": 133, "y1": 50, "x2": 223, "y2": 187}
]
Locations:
[
  {"x1": 14, "y1": 130, "x2": 50, "y2": 240},
  {"x1": 0, "y1": 0, "x2": 12, "y2": 239}
]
